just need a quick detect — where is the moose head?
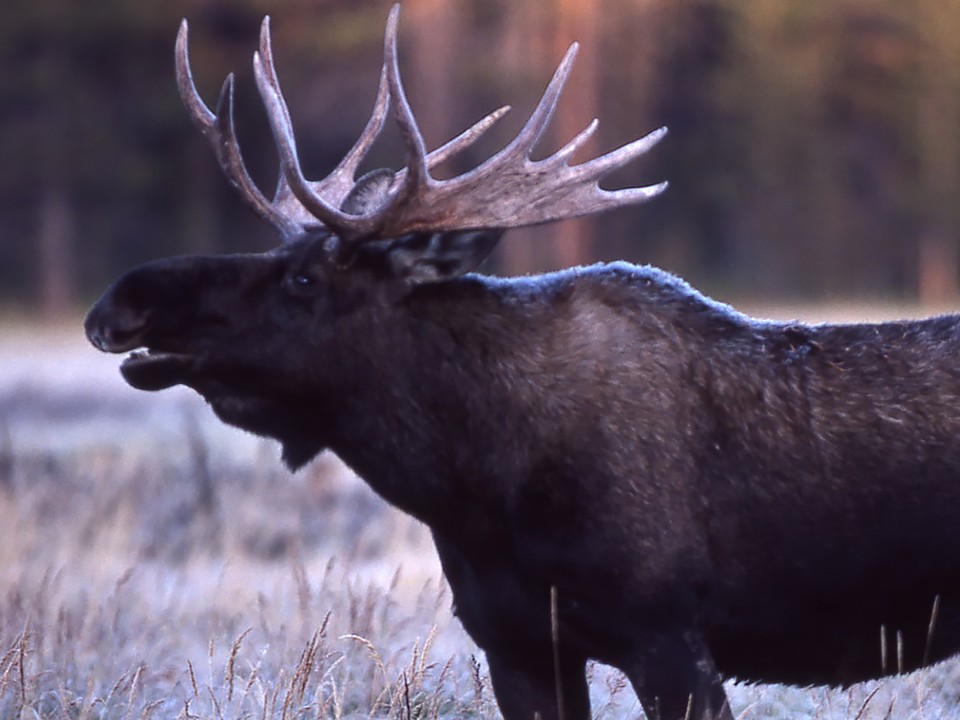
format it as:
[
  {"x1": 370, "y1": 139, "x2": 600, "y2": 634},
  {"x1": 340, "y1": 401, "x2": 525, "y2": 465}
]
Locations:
[{"x1": 85, "y1": 5, "x2": 667, "y2": 472}]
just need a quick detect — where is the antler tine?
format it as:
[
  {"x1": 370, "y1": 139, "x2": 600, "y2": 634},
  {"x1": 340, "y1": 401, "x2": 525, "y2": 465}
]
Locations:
[
  {"x1": 312, "y1": 65, "x2": 392, "y2": 205},
  {"x1": 175, "y1": 21, "x2": 215, "y2": 129},
  {"x1": 382, "y1": 4, "x2": 432, "y2": 211},
  {"x1": 506, "y1": 42, "x2": 580, "y2": 160},
  {"x1": 561, "y1": 125, "x2": 670, "y2": 201},
  {"x1": 377, "y1": 36, "x2": 576, "y2": 229},
  {"x1": 176, "y1": 20, "x2": 301, "y2": 237},
  {"x1": 552, "y1": 118, "x2": 599, "y2": 165},
  {"x1": 362, "y1": 4, "x2": 516, "y2": 192},
  {"x1": 355, "y1": 5, "x2": 515, "y2": 238},
  {"x1": 425, "y1": 105, "x2": 511, "y2": 170},
  {"x1": 253, "y1": 18, "x2": 372, "y2": 238}
]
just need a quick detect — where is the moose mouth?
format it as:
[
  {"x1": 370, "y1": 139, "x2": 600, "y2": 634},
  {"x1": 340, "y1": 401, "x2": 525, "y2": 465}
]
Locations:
[
  {"x1": 120, "y1": 349, "x2": 198, "y2": 391},
  {"x1": 119, "y1": 347, "x2": 321, "y2": 467}
]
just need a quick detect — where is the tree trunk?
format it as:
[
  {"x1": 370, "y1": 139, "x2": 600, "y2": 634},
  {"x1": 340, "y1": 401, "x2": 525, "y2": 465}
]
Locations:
[
  {"x1": 916, "y1": 0, "x2": 960, "y2": 304},
  {"x1": 406, "y1": 0, "x2": 461, "y2": 157},
  {"x1": 552, "y1": 0, "x2": 599, "y2": 269},
  {"x1": 918, "y1": 231, "x2": 958, "y2": 306},
  {"x1": 37, "y1": 186, "x2": 75, "y2": 321}
]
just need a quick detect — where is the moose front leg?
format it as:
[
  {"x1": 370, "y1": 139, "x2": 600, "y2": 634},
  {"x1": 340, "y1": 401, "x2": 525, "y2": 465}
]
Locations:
[
  {"x1": 624, "y1": 629, "x2": 732, "y2": 720},
  {"x1": 433, "y1": 535, "x2": 592, "y2": 719},
  {"x1": 486, "y1": 646, "x2": 591, "y2": 720}
]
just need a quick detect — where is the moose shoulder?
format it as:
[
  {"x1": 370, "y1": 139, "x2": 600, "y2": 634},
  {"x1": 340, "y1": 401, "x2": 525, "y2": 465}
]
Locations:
[{"x1": 84, "y1": 6, "x2": 960, "y2": 720}]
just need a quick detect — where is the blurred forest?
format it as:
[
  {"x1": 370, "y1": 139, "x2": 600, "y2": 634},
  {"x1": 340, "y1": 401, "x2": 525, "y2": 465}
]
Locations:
[{"x1": 3, "y1": 0, "x2": 960, "y2": 318}]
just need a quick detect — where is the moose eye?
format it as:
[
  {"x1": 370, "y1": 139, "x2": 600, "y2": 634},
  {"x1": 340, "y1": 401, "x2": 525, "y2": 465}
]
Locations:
[{"x1": 284, "y1": 272, "x2": 317, "y2": 296}]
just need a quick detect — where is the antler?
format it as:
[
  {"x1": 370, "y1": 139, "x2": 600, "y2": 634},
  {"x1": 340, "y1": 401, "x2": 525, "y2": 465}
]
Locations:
[
  {"x1": 373, "y1": 6, "x2": 668, "y2": 238},
  {"x1": 251, "y1": 13, "x2": 511, "y2": 241},
  {"x1": 176, "y1": 4, "x2": 667, "y2": 244},
  {"x1": 176, "y1": 13, "x2": 507, "y2": 241}
]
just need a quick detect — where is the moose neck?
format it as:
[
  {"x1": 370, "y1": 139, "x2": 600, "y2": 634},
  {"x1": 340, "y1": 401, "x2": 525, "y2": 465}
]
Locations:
[{"x1": 318, "y1": 273, "x2": 566, "y2": 533}]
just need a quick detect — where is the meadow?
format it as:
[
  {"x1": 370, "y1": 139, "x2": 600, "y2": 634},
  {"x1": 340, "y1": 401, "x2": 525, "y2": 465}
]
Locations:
[{"x1": 1, "y1": 319, "x2": 959, "y2": 719}]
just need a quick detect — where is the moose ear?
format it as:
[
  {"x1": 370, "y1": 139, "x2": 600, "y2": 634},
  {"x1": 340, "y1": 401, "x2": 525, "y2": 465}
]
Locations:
[
  {"x1": 338, "y1": 170, "x2": 503, "y2": 284},
  {"x1": 341, "y1": 169, "x2": 395, "y2": 216},
  {"x1": 384, "y1": 229, "x2": 505, "y2": 284}
]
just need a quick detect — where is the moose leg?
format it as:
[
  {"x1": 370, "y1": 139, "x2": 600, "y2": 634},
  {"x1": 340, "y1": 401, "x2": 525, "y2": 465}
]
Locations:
[
  {"x1": 486, "y1": 648, "x2": 591, "y2": 720},
  {"x1": 624, "y1": 630, "x2": 732, "y2": 720}
]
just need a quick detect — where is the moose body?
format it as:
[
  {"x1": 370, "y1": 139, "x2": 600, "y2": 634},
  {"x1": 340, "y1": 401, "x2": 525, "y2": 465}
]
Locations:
[{"x1": 85, "y1": 7, "x2": 960, "y2": 719}]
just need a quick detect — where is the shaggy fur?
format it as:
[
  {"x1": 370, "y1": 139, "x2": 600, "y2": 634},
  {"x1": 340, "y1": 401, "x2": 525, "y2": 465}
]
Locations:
[{"x1": 86, "y1": 234, "x2": 960, "y2": 720}]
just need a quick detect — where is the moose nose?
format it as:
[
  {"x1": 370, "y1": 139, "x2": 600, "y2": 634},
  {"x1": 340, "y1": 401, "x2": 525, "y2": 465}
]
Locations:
[{"x1": 84, "y1": 298, "x2": 151, "y2": 353}]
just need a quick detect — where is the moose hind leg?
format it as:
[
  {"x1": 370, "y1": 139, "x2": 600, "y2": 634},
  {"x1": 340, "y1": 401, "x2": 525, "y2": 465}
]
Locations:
[
  {"x1": 625, "y1": 630, "x2": 732, "y2": 720},
  {"x1": 486, "y1": 648, "x2": 591, "y2": 720}
]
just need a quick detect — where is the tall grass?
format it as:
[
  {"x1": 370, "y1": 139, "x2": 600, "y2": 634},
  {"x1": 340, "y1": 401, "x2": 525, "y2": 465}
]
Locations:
[{"x1": 0, "y1": 424, "x2": 502, "y2": 719}]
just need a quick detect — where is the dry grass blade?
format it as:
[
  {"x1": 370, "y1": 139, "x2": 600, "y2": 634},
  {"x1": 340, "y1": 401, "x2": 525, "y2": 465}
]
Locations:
[
  {"x1": 281, "y1": 629, "x2": 322, "y2": 719},
  {"x1": 77, "y1": 675, "x2": 96, "y2": 720},
  {"x1": 238, "y1": 641, "x2": 268, "y2": 709},
  {"x1": 852, "y1": 685, "x2": 882, "y2": 720},
  {"x1": 226, "y1": 627, "x2": 252, "y2": 703},
  {"x1": 103, "y1": 669, "x2": 131, "y2": 714},
  {"x1": 261, "y1": 682, "x2": 280, "y2": 720},
  {"x1": 469, "y1": 654, "x2": 485, "y2": 710},
  {"x1": 924, "y1": 595, "x2": 941, "y2": 668},
  {"x1": 100, "y1": 672, "x2": 130, "y2": 717},
  {"x1": 175, "y1": 698, "x2": 192, "y2": 720},
  {"x1": 126, "y1": 664, "x2": 146, "y2": 719},
  {"x1": 883, "y1": 693, "x2": 896, "y2": 720},
  {"x1": 897, "y1": 631, "x2": 904, "y2": 675},
  {"x1": 318, "y1": 610, "x2": 332, "y2": 638},
  {"x1": 0, "y1": 632, "x2": 25, "y2": 699},
  {"x1": 550, "y1": 585, "x2": 564, "y2": 720},
  {"x1": 187, "y1": 659, "x2": 200, "y2": 702},
  {"x1": 329, "y1": 680, "x2": 342, "y2": 720},
  {"x1": 880, "y1": 624, "x2": 888, "y2": 674},
  {"x1": 293, "y1": 559, "x2": 311, "y2": 621},
  {"x1": 207, "y1": 686, "x2": 224, "y2": 720},
  {"x1": 340, "y1": 633, "x2": 387, "y2": 682},
  {"x1": 17, "y1": 627, "x2": 27, "y2": 712},
  {"x1": 140, "y1": 699, "x2": 165, "y2": 720},
  {"x1": 403, "y1": 671, "x2": 412, "y2": 720},
  {"x1": 427, "y1": 657, "x2": 455, "y2": 720},
  {"x1": 416, "y1": 625, "x2": 437, "y2": 685}
]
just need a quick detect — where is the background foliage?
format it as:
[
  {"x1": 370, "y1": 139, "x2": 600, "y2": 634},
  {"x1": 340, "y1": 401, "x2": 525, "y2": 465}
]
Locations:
[{"x1": 3, "y1": 0, "x2": 960, "y2": 315}]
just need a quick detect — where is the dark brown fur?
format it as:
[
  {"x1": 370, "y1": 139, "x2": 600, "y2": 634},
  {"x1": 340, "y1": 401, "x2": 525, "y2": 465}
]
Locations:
[{"x1": 86, "y1": 235, "x2": 960, "y2": 720}]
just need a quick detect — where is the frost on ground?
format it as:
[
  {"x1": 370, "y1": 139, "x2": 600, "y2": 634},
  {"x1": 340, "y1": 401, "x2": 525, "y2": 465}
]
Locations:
[{"x1": 0, "y1": 320, "x2": 958, "y2": 718}]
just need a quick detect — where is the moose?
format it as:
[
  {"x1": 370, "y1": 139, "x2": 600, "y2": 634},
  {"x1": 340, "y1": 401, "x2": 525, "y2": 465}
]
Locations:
[{"x1": 85, "y1": 6, "x2": 960, "y2": 720}]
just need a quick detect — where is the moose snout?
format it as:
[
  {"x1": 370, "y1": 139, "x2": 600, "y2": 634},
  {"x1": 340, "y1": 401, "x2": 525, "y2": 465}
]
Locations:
[{"x1": 84, "y1": 293, "x2": 152, "y2": 353}]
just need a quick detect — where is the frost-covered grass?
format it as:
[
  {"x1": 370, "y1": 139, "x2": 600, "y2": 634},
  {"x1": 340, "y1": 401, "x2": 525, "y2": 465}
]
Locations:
[
  {"x1": 1, "y1": 320, "x2": 959, "y2": 719},
  {"x1": 0, "y1": 408, "x2": 493, "y2": 719}
]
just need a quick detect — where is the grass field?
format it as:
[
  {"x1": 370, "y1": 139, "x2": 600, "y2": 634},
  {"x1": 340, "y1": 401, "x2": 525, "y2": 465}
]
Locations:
[{"x1": 2, "y1": 316, "x2": 960, "y2": 719}]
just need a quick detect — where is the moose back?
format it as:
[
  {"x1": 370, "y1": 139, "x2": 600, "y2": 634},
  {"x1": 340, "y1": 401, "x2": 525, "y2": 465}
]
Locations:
[{"x1": 85, "y1": 6, "x2": 960, "y2": 720}]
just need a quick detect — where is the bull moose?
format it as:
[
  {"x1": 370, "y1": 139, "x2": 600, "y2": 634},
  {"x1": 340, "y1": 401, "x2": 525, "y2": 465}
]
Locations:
[{"x1": 85, "y1": 6, "x2": 960, "y2": 719}]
